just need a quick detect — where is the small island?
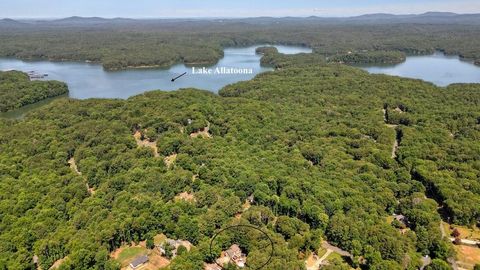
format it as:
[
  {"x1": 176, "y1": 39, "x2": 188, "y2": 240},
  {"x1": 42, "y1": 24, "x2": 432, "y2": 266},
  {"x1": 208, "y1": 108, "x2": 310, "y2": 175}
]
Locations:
[
  {"x1": 0, "y1": 70, "x2": 68, "y2": 112},
  {"x1": 329, "y1": 50, "x2": 407, "y2": 65}
]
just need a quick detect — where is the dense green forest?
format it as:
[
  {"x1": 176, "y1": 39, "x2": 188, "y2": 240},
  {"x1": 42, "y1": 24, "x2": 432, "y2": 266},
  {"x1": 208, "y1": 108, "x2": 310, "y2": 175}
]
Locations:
[
  {"x1": 0, "y1": 48, "x2": 479, "y2": 269},
  {"x1": 0, "y1": 71, "x2": 68, "y2": 112},
  {"x1": 1, "y1": 18, "x2": 480, "y2": 70},
  {"x1": 328, "y1": 51, "x2": 406, "y2": 64}
]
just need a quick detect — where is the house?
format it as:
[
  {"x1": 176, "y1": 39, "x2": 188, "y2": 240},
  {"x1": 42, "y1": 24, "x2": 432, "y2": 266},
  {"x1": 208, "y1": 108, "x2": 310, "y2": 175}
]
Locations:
[
  {"x1": 393, "y1": 214, "x2": 408, "y2": 224},
  {"x1": 158, "y1": 239, "x2": 193, "y2": 258},
  {"x1": 129, "y1": 255, "x2": 148, "y2": 269},
  {"x1": 226, "y1": 244, "x2": 242, "y2": 259},
  {"x1": 224, "y1": 244, "x2": 247, "y2": 268},
  {"x1": 158, "y1": 246, "x2": 166, "y2": 255}
]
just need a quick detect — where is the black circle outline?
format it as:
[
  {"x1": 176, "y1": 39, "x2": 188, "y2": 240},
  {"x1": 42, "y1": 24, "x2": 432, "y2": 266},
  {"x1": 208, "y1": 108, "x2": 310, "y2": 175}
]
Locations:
[{"x1": 208, "y1": 224, "x2": 274, "y2": 270}]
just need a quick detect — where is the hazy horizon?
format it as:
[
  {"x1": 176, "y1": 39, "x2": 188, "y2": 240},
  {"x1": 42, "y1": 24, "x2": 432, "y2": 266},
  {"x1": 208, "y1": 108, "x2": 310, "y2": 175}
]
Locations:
[
  {"x1": 1, "y1": 0, "x2": 479, "y2": 19},
  {"x1": 2, "y1": 11, "x2": 480, "y2": 21}
]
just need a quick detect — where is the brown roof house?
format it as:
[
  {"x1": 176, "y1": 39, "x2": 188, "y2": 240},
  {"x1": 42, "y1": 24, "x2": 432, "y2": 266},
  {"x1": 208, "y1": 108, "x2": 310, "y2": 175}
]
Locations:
[{"x1": 216, "y1": 244, "x2": 247, "y2": 268}]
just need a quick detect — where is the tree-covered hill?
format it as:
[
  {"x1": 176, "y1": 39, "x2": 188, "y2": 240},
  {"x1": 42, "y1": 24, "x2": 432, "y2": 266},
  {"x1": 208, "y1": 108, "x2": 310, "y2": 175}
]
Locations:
[
  {"x1": 0, "y1": 53, "x2": 479, "y2": 269},
  {"x1": 1, "y1": 19, "x2": 480, "y2": 70},
  {"x1": 328, "y1": 51, "x2": 406, "y2": 64},
  {"x1": 0, "y1": 71, "x2": 68, "y2": 112}
]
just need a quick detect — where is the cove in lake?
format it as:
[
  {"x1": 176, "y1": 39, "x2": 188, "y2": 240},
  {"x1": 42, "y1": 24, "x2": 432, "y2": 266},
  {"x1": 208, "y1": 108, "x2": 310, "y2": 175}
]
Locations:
[
  {"x1": 0, "y1": 45, "x2": 311, "y2": 100},
  {"x1": 0, "y1": 94, "x2": 68, "y2": 119},
  {"x1": 360, "y1": 51, "x2": 480, "y2": 87}
]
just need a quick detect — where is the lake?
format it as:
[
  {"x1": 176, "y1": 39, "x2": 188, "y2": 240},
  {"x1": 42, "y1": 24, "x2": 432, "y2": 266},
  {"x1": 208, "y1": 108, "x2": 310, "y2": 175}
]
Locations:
[
  {"x1": 0, "y1": 45, "x2": 311, "y2": 100},
  {"x1": 360, "y1": 51, "x2": 480, "y2": 86},
  {"x1": 3, "y1": 48, "x2": 479, "y2": 119}
]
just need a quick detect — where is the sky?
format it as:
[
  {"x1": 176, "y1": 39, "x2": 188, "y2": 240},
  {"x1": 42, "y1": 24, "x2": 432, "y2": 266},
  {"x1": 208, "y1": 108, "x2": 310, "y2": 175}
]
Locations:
[{"x1": 1, "y1": 0, "x2": 479, "y2": 19}]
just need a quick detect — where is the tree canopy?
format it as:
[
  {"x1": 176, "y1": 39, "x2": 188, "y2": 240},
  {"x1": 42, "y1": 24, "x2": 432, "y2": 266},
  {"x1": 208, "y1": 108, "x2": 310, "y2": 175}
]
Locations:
[
  {"x1": 0, "y1": 33, "x2": 479, "y2": 270},
  {"x1": 0, "y1": 71, "x2": 68, "y2": 112}
]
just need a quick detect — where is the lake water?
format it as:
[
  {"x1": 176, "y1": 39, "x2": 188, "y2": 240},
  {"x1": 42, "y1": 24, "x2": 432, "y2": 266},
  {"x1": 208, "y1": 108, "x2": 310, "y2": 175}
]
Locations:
[
  {"x1": 360, "y1": 51, "x2": 480, "y2": 86},
  {"x1": 4, "y1": 48, "x2": 479, "y2": 119},
  {"x1": 0, "y1": 45, "x2": 311, "y2": 100}
]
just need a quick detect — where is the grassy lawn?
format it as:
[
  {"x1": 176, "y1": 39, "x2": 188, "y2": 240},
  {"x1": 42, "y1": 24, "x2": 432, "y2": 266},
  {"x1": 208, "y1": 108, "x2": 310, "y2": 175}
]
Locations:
[
  {"x1": 305, "y1": 247, "x2": 329, "y2": 269},
  {"x1": 442, "y1": 222, "x2": 451, "y2": 236},
  {"x1": 317, "y1": 247, "x2": 328, "y2": 258},
  {"x1": 117, "y1": 246, "x2": 148, "y2": 266},
  {"x1": 445, "y1": 222, "x2": 480, "y2": 240},
  {"x1": 327, "y1": 251, "x2": 343, "y2": 261},
  {"x1": 442, "y1": 222, "x2": 480, "y2": 269},
  {"x1": 456, "y1": 226, "x2": 480, "y2": 240},
  {"x1": 455, "y1": 245, "x2": 480, "y2": 269},
  {"x1": 154, "y1": 233, "x2": 167, "y2": 246},
  {"x1": 327, "y1": 251, "x2": 358, "y2": 270},
  {"x1": 386, "y1": 216, "x2": 394, "y2": 225}
]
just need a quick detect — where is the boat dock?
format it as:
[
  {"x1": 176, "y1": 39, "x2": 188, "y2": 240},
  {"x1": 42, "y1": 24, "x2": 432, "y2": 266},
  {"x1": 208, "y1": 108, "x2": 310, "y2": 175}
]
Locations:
[{"x1": 28, "y1": 71, "x2": 48, "y2": 80}]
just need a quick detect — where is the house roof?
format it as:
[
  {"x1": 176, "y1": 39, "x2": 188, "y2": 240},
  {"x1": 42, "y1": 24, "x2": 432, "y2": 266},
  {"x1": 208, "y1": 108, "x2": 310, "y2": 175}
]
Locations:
[
  {"x1": 167, "y1": 239, "x2": 179, "y2": 246},
  {"x1": 226, "y1": 244, "x2": 242, "y2": 258},
  {"x1": 165, "y1": 239, "x2": 193, "y2": 249},
  {"x1": 130, "y1": 255, "x2": 148, "y2": 268}
]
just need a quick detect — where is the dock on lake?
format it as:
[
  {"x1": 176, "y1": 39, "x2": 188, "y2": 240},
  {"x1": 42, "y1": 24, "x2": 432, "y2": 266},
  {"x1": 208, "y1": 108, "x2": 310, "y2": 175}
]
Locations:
[{"x1": 27, "y1": 71, "x2": 48, "y2": 80}]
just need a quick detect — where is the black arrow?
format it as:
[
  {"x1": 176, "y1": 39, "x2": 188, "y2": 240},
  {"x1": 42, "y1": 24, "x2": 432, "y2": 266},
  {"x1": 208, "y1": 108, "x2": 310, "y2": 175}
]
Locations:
[{"x1": 171, "y1": 72, "x2": 187, "y2": 82}]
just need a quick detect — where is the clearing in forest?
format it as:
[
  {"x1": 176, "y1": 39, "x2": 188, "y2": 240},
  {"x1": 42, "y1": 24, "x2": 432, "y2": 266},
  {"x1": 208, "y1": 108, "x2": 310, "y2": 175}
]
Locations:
[
  {"x1": 305, "y1": 248, "x2": 329, "y2": 270},
  {"x1": 110, "y1": 242, "x2": 169, "y2": 270},
  {"x1": 154, "y1": 234, "x2": 167, "y2": 246},
  {"x1": 174, "y1": 192, "x2": 196, "y2": 202},
  {"x1": 455, "y1": 245, "x2": 480, "y2": 270},
  {"x1": 305, "y1": 242, "x2": 353, "y2": 270},
  {"x1": 133, "y1": 130, "x2": 160, "y2": 157},
  {"x1": 48, "y1": 257, "x2": 68, "y2": 270},
  {"x1": 441, "y1": 222, "x2": 480, "y2": 269},
  {"x1": 190, "y1": 125, "x2": 212, "y2": 139},
  {"x1": 164, "y1": 153, "x2": 177, "y2": 168},
  {"x1": 68, "y1": 157, "x2": 81, "y2": 175},
  {"x1": 234, "y1": 197, "x2": 254, "y2": 220},
  {"x1": 442, "y1": 222, "x2": 480, "y2": 240},
  {"x1": 142, "y1": 253, "x2": 170, "y2": 270},
  {"x1": 394, "y1": 107, "x2": 405, "y2": 113},
  {"x1": 454, "y1": 225, "x2": 480, "y2": 240}
]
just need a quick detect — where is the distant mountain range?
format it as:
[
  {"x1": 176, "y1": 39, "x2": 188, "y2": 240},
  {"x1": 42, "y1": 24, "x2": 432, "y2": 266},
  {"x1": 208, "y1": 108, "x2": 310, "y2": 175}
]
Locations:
[
  {"x1": 1, "y1": 12, "x2": 480, "y2": 28},
  {"x1": 0, "y1": 18, "x2": 28, "y2": 27},
  {"x1": 44, "y1": 16, "x2": 136, "y2": 24},
  {"x1": 354, "y1": 11, "x2": 459, "y2": 19},
  {"x1": 341, "y1": 12, "x2": 480, "y2": 23}
]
